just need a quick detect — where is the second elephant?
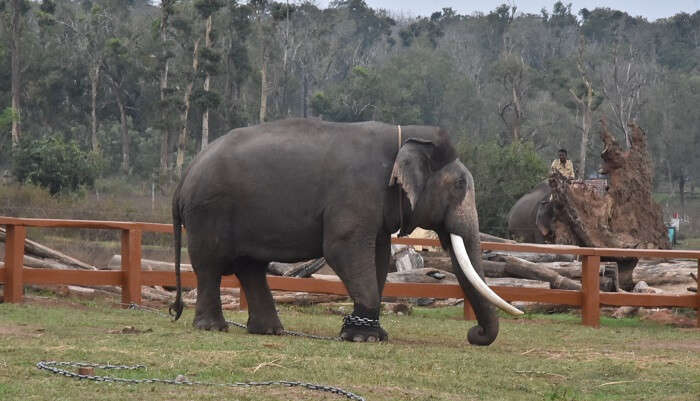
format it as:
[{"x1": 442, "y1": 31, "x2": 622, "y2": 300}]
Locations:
[{"x1": 507, "y1": 181, "x2": 554, "y2": 243}]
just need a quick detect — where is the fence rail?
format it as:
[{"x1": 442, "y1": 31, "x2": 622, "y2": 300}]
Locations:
[{"x1": 1, "y1": 217, "x2": 698, "y2": 328}]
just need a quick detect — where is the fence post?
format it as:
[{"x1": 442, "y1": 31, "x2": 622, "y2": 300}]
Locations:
[
  {"x1": 581, "y1": 255, "x2": 601, "y2": 328},
  {"x1": 696, "y1": 259, "x2": 699, "y2": 328},
  {"x1": 4, "y1": 225, "x2": 26, "y2": 303},
  {"x1": 121, "y1": 229, "x2": 142, "y2": 307},
  {"x1": 463, "y1": 297, "x2": 476, "y2": 321}
]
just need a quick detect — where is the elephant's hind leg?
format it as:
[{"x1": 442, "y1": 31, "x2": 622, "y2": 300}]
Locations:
[
  {"x1": 193, "y1": 267, "x2": 229, "y2": 332},
  {"x1": 236, "y1": 262, "x2": 284, "y2": 335}
]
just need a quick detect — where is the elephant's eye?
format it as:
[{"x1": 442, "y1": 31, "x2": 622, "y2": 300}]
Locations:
[{"x1": 455, "y1": 178, "x2": 467, "y2": 190}]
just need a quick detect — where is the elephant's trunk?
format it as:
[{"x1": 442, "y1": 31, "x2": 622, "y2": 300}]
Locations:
[
  {"x1": 445, "y1": 233, "x2": 500, "y2": 346},
  {"x1": 442, "y1": 190, "x2": 522, "y2": 345}
]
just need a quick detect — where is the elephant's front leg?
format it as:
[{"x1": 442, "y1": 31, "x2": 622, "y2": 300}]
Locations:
[{"x1": 325, "y1": 233, "x2": 386, "y2": 342}]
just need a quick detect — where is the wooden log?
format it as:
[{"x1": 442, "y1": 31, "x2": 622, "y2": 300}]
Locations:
[
  {"x1": 107, "y1": 255, "x2": 193, "y2": 272},
  {"x1": 632, "y1": 260, "x2": 697, "y2": 286},
  {"x1": 484, "y1": 251, "x2": 574, "y2": 263},
  {"x1": 484, "y1": 255, "x2": 582, "y2": 290},
  {"x1": 311, "y1": 269, "x2": 458, "y2": 284},
  {"x1": 0, "y1": 227, "x2": 96, "y2": 270},
  {"x1": 22, "y1": 254, "x2": 87, "y2": 270},
  {"x1": 272, "y1": 292, "x2": 347, "y2": 305},
  {"x1": 387, "y1": 268, "x2": 457, "y2": 284},
  {"x1": 479, "y1": 232, "x2": 517, "y2": 244},
  {"x1": 267, "y1": 258, "x2": 327, "y2": 277}
]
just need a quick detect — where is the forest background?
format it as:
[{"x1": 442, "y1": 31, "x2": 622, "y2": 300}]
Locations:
[{"x1": 0, "y1": 0, "x2": 698, "y2": 239}]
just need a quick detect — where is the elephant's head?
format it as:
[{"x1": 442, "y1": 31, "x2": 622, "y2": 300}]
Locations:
[
  {"x1": 535, "y1": 199, "x2": 554, "y2": 240},
  {"x1": 390, "y1": 131, "x2": 523, "y2": 345}
]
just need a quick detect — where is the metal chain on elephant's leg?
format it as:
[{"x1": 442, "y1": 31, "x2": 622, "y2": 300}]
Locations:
[
  {"x1": 223, "y1": 315, "x2": 343, "y2": 341},
  {"x1": 36, "y1": 361, "x2": 366, "y2": 401}
]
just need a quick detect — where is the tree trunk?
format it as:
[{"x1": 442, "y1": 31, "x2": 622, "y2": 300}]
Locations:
[
  {"x1": 159, "y1": 2, "x2": 171, "y2": 175},
  {"x1": 511, "y1": 85, "x2": 521, "y2": 141},
  {"x1": 10, "y1": 0, "x2": 23, "y2": 149},
  {"x1": 578, "y1": 97, "x2": 592, "y2": 179},
  {"x1": 201, "y1": 15, "x2": 212, "y2": 151},
  {"x1": 572, "y1": 36, "x2": 594, "y2": 180},
  {"x1": 175, "y1": 39, "x2": 201, "y2": 178},
  {"x1": 90, "y1": 62, "x2": 101, "y2": 153},
  {"x1": 111, "y1": 82, "x2": 129, "y2": 174},
  {"x1": 259, "y1": 53, "x2": 268, "y2": 123},
  {"x1": 302, "y1": 70, "x2": 309, "y2": 118},
  {"x1": 679, "y1": 173, "x2": 686, "y2": 217}
]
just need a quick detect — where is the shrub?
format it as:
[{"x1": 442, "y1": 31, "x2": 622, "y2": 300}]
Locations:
[
  {"x1": 12, "y1": 135, "x2": 102, "y2": 195},
  {"x1": 459, "y1": 140, "x2": 548, "y2": 237}
]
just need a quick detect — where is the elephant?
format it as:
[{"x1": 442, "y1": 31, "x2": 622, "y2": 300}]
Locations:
[
  {"x1": 170, "y1": 118, "x2": 522, "y2": 346},
  {"x1": 507, "y1": 181, "x2": 554, "y2": 243}
]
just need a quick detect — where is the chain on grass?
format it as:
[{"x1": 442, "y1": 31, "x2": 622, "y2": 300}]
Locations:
[{"x1": 37, "y1": 361, "x2": 366, "y2": 401}]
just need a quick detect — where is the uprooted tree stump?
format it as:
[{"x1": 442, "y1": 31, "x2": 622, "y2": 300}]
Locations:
[{"x1": 548, "y1": 121, "x2": 670, "y2": 290}]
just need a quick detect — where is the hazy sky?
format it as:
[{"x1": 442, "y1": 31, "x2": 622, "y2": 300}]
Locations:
[{"x1": 315, "y1": 1, "x2": 699, "y2": 21}]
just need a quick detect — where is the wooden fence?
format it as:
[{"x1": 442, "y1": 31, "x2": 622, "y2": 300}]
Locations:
[{"x1": 1, "y1": 216, "x2": 698, "y2": 328}]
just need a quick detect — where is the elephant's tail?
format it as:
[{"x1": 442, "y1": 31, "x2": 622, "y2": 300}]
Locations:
[{"x1": 169, "y1": 201, "x2": 184, "y2": 321}]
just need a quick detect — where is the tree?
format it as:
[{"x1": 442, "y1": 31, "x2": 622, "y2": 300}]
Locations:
[
  {"x1": 1, "y1": 0, "x2": 31, "y2": 150},
  {"x1": 222, "y1": 0, "x2": 253, "y2": 126},
  {"x1": 459, "y1": 139, "x2": 548, "y2": 236},
  {"x1": 103, "y1": 36, "x2": 139, "y2": 174},
  {"x1": 568, "y1": 36, "x2": 603, "y2": 178},
  {"x1": 12, "y1": 135, "x2": 100, "y2": 194},
  {"x1": 194, "y1": 0, "x2": 224, "y2": 150},
  {"x1": 601, "y1": 42, "x2": 646, "y2": 147},
  {"x1": 493, "y1": 49, "x2": 531, "y2": 142},
  {"x1": 158, "y1": 0, "x2": 177, "y2": 175},
  {"x1": 172, "y1": 7, "x2": 201, "y2": 178}
]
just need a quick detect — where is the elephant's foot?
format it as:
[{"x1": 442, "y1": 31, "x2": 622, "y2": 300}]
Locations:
[
  {"x1": 193, "y1": 315, "x2": 229, "y2": 332},
  {"x1": 246, "y1": 316, "x2": 284, "y2": 335},
  {"x1": 339, "y1": 315, "x2": 388, "y2": 342}
]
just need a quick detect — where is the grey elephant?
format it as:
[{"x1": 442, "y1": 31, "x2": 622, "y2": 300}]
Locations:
[
  {"x1": 507, "y1": 181, "x2": 554, "y2": 243},
  {"x1": 170, "y1": 119, "x2": 521, "y2": 345}
]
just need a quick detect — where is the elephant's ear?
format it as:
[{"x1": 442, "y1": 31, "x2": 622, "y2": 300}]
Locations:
[{"x1": 389, "y1": 139, "x2": 433, "y2": 210}]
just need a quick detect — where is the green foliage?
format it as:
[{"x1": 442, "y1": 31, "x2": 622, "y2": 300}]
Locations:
[
  {"x1": 310, "y1": 66, "x2": 380, "y2": 122},
  {"x1": 198, "y1": 46, "x2": 222, "y2": 75},
  {"x1": 12, "y1": 135, "x2": 103, "y2": 194},
  {"x1": 312, "y1": 50, "x2": 480, "y2": 130},
  {"x1": 459, "y1": 140, "x2": 548, "y2": 236},
  {"x1": 192, "y1": 87, "x2": 222, "y2": 110},
  {"x1": 194, "y1": 0, "x2": 224, "y2": 18},
  {"x1": 0, "y1": 107, "x2": 15, "y2": 133}
]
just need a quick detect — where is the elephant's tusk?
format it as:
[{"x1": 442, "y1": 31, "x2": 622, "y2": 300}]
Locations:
[{"x1": 450, "y1": 234, "x2": 524, "y2": 316}]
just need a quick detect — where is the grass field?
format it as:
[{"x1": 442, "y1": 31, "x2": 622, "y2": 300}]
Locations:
[{"x1": 0, "y1": 294, "x2": 697, "y2": 401}]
